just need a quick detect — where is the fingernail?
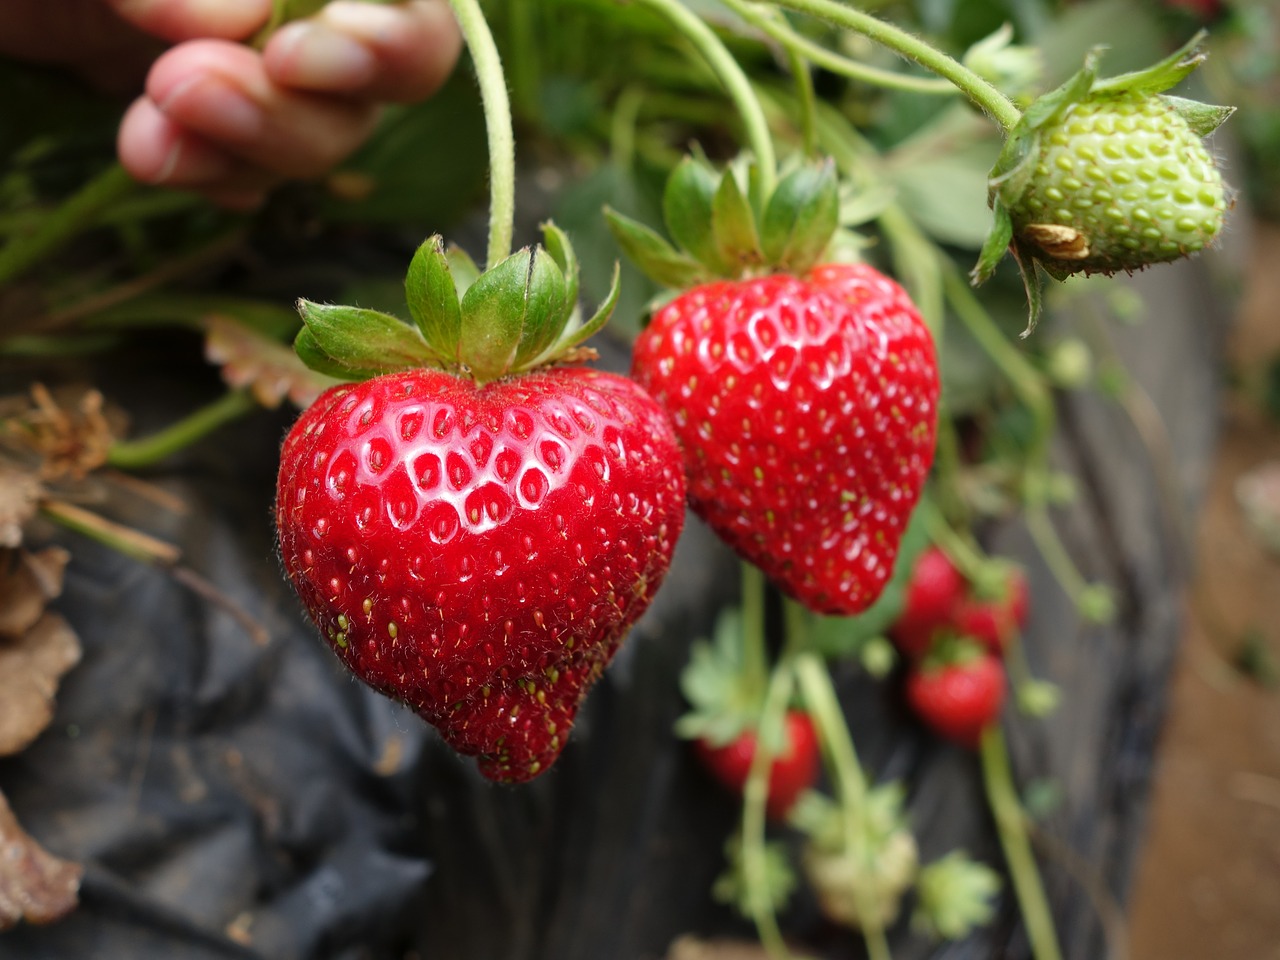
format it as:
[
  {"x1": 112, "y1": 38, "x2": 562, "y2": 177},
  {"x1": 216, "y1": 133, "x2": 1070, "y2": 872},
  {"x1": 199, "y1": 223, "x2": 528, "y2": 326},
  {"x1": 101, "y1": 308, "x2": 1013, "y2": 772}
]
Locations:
[
  {"x1": 272, "y1": 21, "x2": 378, "y2": 89},
  {"x1": 152, "y1": 138, "x2": 233, "y2": 185},
  {"x1": 317, "y1": 1, "x2": 409, "y2": 44},
  {"x1": 159, "y1": 74, "x2": 262, "y2": 143}
]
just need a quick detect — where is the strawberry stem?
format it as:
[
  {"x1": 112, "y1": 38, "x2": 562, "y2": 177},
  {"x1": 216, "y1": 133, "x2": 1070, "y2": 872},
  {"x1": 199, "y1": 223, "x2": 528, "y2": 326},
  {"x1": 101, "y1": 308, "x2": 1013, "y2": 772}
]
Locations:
[
  {"x1": 979, "y1": 726, "x2": 1064, "y2": 960},
  {"x1": 720, "y1": 0, "x2": 958, "y2": 97},
  {"x1": 447, "y1": 0, "x2": 516, "y2": 269},
  {"x1": 740, "y1": 655, "x2": 796, "y2": 959},
  {"x1": 792, "y1": 639, "x2": 894, "y2": 960},
  {"x1": 742, "y1": 562, "x2": 769, "y2": 703},
  {"x1": 107, "y1": 389, "x2": 258, "y2": 470},
  {"x1": 631, "y1": 0, "x2": 778, "y2": 201},
  {"x1": 766, "y1": 0, "x2": 1022, "y2": 132}
]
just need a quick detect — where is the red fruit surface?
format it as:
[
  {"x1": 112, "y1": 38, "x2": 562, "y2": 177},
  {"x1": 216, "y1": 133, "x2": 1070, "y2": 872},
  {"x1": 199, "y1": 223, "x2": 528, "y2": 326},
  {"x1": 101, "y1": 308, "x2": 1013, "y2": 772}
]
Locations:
[
  {"x1": 953, "y1": 569, "x2": 1030, "y2": 654},
  {"x1": 905, "y1": 654, "x2": 1006, "y2": 748},
  {"x1": 276, "y1": 368, "x2": 686, "y2": 783},
  {"x1": 889, "y1": 546, "x2": 967, "y2": 658},
  {"x1": 694, "y1": 711, "x2": 820, "y2": 820},
  {"x1": 632, "y1": 262, "x2": 939, "y2": 615}
]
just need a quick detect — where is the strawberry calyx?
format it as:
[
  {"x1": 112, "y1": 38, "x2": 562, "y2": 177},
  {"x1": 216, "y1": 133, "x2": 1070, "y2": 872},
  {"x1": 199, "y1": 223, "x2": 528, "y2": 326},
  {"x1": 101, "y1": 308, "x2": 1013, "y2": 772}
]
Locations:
[
  {"x1": 294, "y1": 222, "x2": 621, "y2": 386},
  {"x1": 605, "y1": 154, "x2": 841, "y2": 289},
  {"x1": 675, "y1": 606, "x2": 769, "y2": 746},
  {"x1": 972, "y1": 31, "x2": 1234, "y2": 330}
]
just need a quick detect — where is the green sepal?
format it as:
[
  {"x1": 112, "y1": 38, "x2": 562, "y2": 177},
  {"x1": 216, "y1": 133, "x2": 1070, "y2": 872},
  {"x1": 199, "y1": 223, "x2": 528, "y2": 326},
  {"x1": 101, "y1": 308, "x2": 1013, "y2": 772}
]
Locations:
[
  {"x1": 446, "y1": 244, "x2": 482, "y2": 299},
  {"x1": 604, "y1": 207, "x2": 707, "y2": 290},
  {"x1": 759, "y1": 160, "x2": 840, "y2": 274},
  {"x1": 673, "y1": 607, "x2": 760, "y2": 746},
  {"x1": 293, "y1": 327, "x2": 382, "y2": 381},
  {"x1": 664, "y1": 157, "x2": 733, "y2": 275},
  {"x1": 1093, "y1": 30, "x2": 1208, "y2": 98},
  {"x1": 540, "y1": 221, "x2": 581, "y2": 322},
  {"x1": 295, "y1": 299, "x2": 441, "y2": 374},
  {"x1": 971, "y1": 202, "x2": 1014, "y2": 287},
  {"x1": 711, "y1": 170, "x2": 764, "y2": 270},
  {"x1": 1163, "y1": 95, "x2": 1236, "y2": 137},
  {"x1": 546, "y1": 262, "x2": 621, "y2": 360},
  {"x1": 405, "y1": 235, "x2": 462, "y2": 364},
  {"x1": 512, "y1": 246, "x2": 570, "y2": 368},
  {"x1": 1013, "y1": 246, "x2": 1047, "y2": 337}
]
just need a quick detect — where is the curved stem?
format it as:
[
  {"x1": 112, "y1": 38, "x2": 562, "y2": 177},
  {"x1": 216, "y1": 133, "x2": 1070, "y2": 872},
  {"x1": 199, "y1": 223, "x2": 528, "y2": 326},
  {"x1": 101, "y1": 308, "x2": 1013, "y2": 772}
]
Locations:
[
  {"x1": 741, "y1": 562, "x2": 770, "y2": 701},
  {"x1": 448, "y1": 0, "x2": 516, "y2": 269},
  {"x1": 0, "y1": 164, "x2": 136, "y2": 288},
  {"x1": 722, "y1": 0, "x2": 958, "y2": 96},
  {"x1": 769, "y1": 0, "x2": 1022, "y2": 131},
  {"x1": 108, "y1": 389, "x2": 258, "y2": 470},
  {"x1": 980, "y1": 727, "x2": 1064, "y2": 960},
  {"x1": 632, "y1": 0, "x2": 778, "y2": 200}
]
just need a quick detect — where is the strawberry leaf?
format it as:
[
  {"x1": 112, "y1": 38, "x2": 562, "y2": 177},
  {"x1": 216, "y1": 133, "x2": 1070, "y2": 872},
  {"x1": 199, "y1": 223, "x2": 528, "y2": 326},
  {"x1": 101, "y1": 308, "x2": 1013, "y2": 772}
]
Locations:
[
  {"x1": 293, "y1": 328, "x2": 383, "y2": 381},
  {"x1": 603, "y1": 207, "x2": 707, "y2": 290},
  {"x1": 296, "y1": 301, "x2": 440, "y2": 374},
  {"x1": 971, "y1": 203, "x2": 1014, "y2": 287},
  {"x1": 541, "y1": 221, "x2": 581, "y2": 321},
  {"x1": 759, "y1": 160, "x2": 839, "y2": 274},
  {"x1": 664, "y1": 157, "x2": 732, "y2": 275},
  {"x1": 512, "y1": 247, "x2": 570, "y2": 369},
  {"x1": 548, "y1": 262, "x2": 621, "y2": 358},
  {"x1": 1163, "y1": 96, "x2": 1236, "y2": 137},
  {"x1": 458, "y1": 248, "x2": 535, "y2": 382},
  {"x1": 447, "y1": 245, "x2": 482, "y2": 299},
  {"x1": 912, "y1": 851, "x2": 1001, "y2": 941},
  {"x1": 1093, "y1": 30, "x2": 1208, "y2": 98},
  {"x1": 405, "y1": 236, "x2": 463, "y2": 363}
]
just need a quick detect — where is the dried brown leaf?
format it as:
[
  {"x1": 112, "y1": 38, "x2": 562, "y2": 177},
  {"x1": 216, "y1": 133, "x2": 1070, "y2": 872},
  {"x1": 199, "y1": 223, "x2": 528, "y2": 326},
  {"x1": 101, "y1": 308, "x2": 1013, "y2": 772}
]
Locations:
[
  {"x1": 0, "y1": 790, "x2": 82, "y2": 930},
  {"x1": 0, "y1": 385, "x2": 117, "y2": 481},
  {"x1": 0, "y1": 547, "x2": 69, "y2": 640},
  {"x1": 0, "y1": 463, "x2": 43, "y2": 549},
  {"x1": 205, "y1": 315, "x2": 337, "y2": 409},
  {"x1": 0, "y1": 612, "x2": 82, "y2": 756}
]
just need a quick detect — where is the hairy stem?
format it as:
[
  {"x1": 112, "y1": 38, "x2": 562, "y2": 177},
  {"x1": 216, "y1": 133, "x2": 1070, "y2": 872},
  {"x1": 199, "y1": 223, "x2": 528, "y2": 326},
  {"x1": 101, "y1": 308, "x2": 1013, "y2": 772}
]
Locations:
[
  {"x1": 448, "y1": 0, "x2": 516, "y2": 269},
  {"x1": 768, "y1": 0, "x2": 1022, "y2": 131},
  {"x1": 632, "y1": 0, "x2": 778, "y2": 200},
  {"x1": 980, "y1": 727, "x2": 1064, "y2": 960}
]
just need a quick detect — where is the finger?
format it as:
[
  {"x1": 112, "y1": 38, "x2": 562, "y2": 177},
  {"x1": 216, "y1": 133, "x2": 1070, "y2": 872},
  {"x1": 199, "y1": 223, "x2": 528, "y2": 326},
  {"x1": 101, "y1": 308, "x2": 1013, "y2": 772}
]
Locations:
[
  {"x1": 145, "y1": 40, "x2": 380, "y2": 179},
  {"x1": 104, "y1": 0, "x2": 271, "y2": 43},
  {"x1": 263, "y1": 0, "x2": 461, "y2": 102},
  {"x1": 118, "y1": 96, "x2": 276, "y2": 205}
]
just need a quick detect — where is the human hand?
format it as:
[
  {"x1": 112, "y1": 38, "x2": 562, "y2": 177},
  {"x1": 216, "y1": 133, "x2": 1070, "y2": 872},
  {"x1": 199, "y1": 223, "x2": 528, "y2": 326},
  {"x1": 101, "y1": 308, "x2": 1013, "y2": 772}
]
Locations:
[{"x1": 0, "y1": 1, "x2": 463, "y2": 208}]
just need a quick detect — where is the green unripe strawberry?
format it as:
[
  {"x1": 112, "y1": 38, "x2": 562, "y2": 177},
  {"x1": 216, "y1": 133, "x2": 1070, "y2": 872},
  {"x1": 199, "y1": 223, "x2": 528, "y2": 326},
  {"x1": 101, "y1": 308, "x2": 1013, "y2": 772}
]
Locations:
[
  {"x1": 974, "y1": 32, "x2": 1235, "y2": 331},
  {"x1": 1013, "y1": 93, "x2": 1226, "y2": 273}
]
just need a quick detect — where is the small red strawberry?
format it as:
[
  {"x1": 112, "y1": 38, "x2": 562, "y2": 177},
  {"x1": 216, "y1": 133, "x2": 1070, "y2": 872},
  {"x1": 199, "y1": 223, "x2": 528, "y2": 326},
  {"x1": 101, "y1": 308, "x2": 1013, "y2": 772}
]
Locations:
[
  {"x1": 610, "y1": 160, "x2": 937, "y2": 615},
  {"x1": 694, "y1": 711, "x2": 820, "y2": 820},
  {"x1": 276, "y1": 227, "x2": 686, "y2": 782},
  {"x1": 905, "y1": 651, "x2": 1006, "y2": 748},
  {"x1": 953, "y1": 568, "x2": 1029, "y2": 655},
  {"x1": 889, "y1": 546, "x2": 967, "y2": 658}
]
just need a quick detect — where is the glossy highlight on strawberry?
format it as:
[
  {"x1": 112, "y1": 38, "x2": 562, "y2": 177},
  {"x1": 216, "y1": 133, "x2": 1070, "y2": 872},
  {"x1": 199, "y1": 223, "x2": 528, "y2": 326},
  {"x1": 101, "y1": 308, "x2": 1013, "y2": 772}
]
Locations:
[
  {"x1": 633, "y1": 262, "x2": 939, "y2": 615},
  {"x1": 276, "y1": 367, "x2": 686, "y2": 783}
]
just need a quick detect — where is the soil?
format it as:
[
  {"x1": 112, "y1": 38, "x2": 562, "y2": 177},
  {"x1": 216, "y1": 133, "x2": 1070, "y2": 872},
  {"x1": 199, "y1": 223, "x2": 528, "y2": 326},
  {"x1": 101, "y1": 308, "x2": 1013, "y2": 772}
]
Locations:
[{"x1": 1127, "y1": 221, "x2": 1280, "y2": 960}]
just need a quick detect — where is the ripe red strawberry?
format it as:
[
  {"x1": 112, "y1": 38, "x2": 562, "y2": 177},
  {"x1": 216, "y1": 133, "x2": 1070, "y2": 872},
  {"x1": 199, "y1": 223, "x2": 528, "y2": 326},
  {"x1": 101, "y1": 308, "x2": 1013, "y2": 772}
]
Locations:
[
  {"x1": 632, "y1": 262, "x2": 938, "y2": 615},
  {"x1": 953, "y1": 568, "x2": 1029, "y2": 654},
  {"x1": 277, "y1": 367, "x2": 685, "y2": 782},
  {"x1": 889, "y1": 546, "x2": 967, "y2": 658},
  {"x1": 905, "y1": 653, "x2": 1006, "y2": 748},
  {"x1": 694, "y1": 710, "x2": 820, "y2": 820}
]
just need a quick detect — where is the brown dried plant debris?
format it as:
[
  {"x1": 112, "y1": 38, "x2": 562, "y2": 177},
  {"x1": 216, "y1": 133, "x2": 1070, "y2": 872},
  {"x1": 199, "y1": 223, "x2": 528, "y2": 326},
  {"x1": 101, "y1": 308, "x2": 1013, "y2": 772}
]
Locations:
[
  {"x1": 0, "y1": 791, "x2": 82, "y2": 931},
  {"x1": 205, "y1": 315, "x2": 338, "y2": 409},
  {"x1": 0, "y1": 462, "x2": 42, "y2": 549},
  {"x1": 0, "y1": 384, "x2": 120, "y2": 482},
  {"x1": 0, "y1": 547, "x2": 81, "y2": 757}
]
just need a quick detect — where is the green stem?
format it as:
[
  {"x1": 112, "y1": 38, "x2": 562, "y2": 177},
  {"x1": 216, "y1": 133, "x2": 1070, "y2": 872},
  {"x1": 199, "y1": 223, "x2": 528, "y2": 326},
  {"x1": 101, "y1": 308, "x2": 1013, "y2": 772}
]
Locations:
[
  {"x1": 768, "y1": 0, "x2": 1022, "y2": 131},
  {"x1": 0, "y1": 164, "x2": 136, "y2": 288},
  {"x1": 980, "y1": 727, "x2": 1064, "y2": 960},
  {"x1": 741, "y1": 659, "x2": 795, "y2": 960},
  {"x1": 919, "y1": 498, "x2": 989, "y2": 584},
  {"x1": 741, "y1": 562, "x2": 770, "y2": 702},
  {"x1": 793, "y1": 641, "x2": 893, "y2": 960},
  {"x1": 108, "y1": 390, "x2": 258, "y2": 470},
  {"x1": 722, "y1": 0, "x2": 958, "y2": 96},
  {"x1": 631, "y1": 0, "x2": 778, "y2": 200},
  {"x1": 448, "y1": 0, "x2": 516, "y2": 269}
]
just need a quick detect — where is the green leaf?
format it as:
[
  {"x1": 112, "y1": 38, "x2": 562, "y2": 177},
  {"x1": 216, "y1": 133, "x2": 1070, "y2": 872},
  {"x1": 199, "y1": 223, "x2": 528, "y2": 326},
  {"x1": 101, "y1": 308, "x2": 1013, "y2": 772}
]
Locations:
[
  {"x1": 512, "y1": 246, "x2": 569, "y2": 368},
  {"x1": 458, "y1": 248, "x2": 535, "y2": 382},
  {"x1": 447, "y1": 244, "x2": 482, "y2": 298},
  {"x1": 972, "y1": 203, "x2": 1014, "y2": 286},
  {"x1": 296, "y1": 300, "x2": 439, "y2": 374},
  {"x1": 550, "y1": 262, "x2": 621, "y2": 357},
  {"x1": 912, "y1": 852, "x2": 1001, "y2": 942},
  {"x1": 1163, "y1": 96, "x2": 1236, "y2": 138},
  {"x1": 293, "y1": 327, "x2": 378, "y2": 381},
  {"x1": 604, "y1": 207, "x2": 707, "y2": 290},
  {"x1": 664, "y1": 157, "x2": 731, "y2": 274},
  {"x1": 711, "y1": 170, "x2": 763, "y2": 269},
  {"x1": 759, "y1": 160, "x2": 839, "y2": 274},
  {"x1": 405, "y1": 235, "x2": 462, "y2": 363},
  {"x1": 1094, "y1": 29, "x2": 1209, "y2": 97},
  {"x1": 541, "y1": 221, "x2": 581, "y2": 321}
]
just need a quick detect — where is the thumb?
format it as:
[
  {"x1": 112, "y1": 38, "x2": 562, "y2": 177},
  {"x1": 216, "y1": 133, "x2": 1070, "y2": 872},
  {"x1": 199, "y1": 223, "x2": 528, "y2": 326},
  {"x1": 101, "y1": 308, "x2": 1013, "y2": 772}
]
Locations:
[{"x1": 103, "y1": 0, "x2": 272, "y2": 43}]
